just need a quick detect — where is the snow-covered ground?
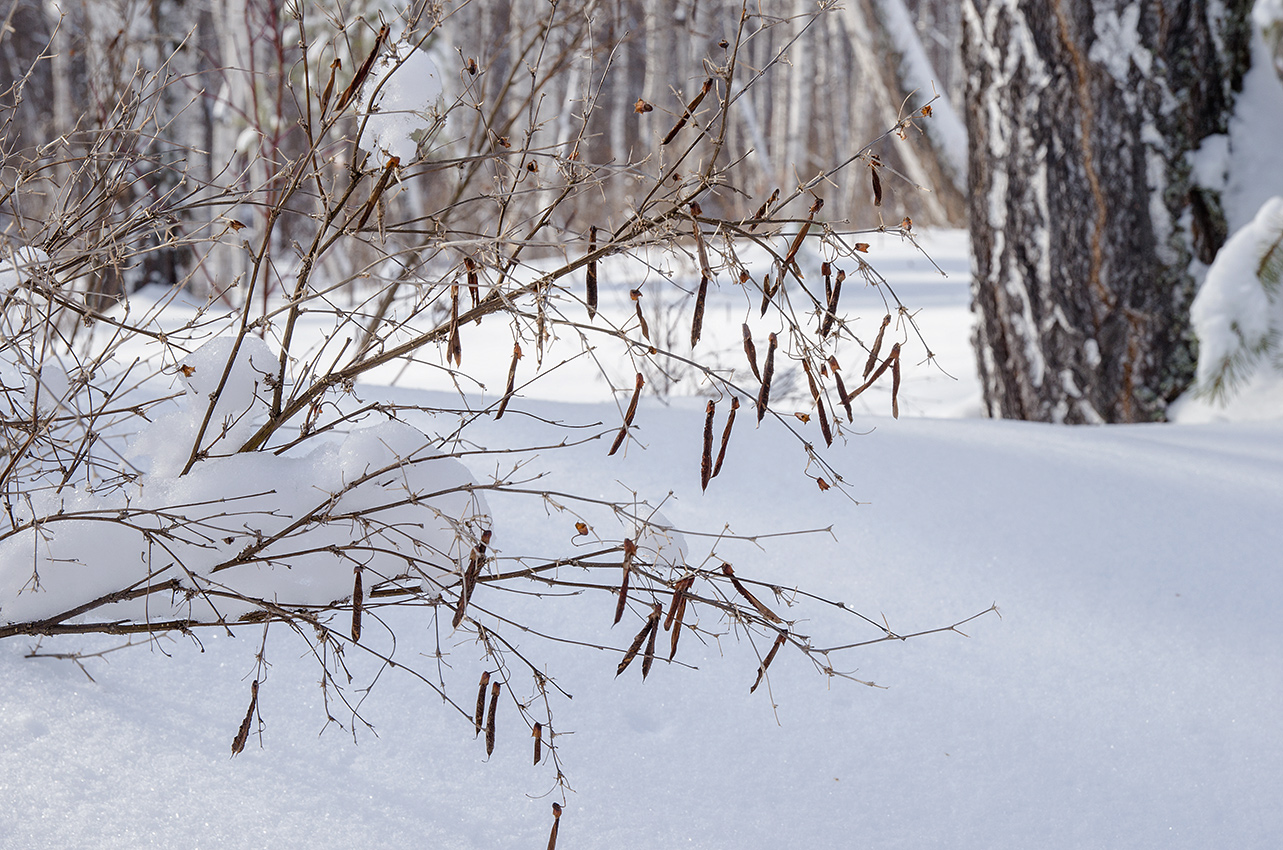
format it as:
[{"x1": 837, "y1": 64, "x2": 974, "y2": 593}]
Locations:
[{"x1": 2, "y1": 227, "x2": 1281, "y2": 849}]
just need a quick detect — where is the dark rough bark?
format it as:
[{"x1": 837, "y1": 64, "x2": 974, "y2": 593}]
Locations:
[{"x1": 962, "y1": 0, "x2": 1251, "y2": 423}]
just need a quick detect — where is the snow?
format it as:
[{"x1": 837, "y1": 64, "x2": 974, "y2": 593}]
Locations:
[
  {"x1": 355, "y1": 36, "x2": 446, "y2": 164},
  {"x1": 3, "y1": 228, "x2": 1282, "y2": 848}
]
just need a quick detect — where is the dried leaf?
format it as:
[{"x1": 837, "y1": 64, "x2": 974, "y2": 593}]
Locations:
[
  {"x1": 574, "y1": 521, "x2": 589, "y2": 536},
  {"x1": 794, "y1": 412, "x2": 810, "y2": 423},
  {"x1": 816, "y1": 477, "x2": 830, "y2": 491},
  {"x1": 634, "y1": 98, "x2": 653, "y2": 113},
  {"x1": 750, "y1": 632, "x2": 788, "y2": 693},
  {"x1": 854, "y1": 242, "x2": 870, "y2": 253}
]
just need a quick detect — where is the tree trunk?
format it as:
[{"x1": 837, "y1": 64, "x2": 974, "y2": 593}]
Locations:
[{"x1": 962, "y1": 0, "x2": 1252, "y2": 423}]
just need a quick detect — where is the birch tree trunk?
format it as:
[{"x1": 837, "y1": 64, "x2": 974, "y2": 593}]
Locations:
[{"x1": 962, "y1": 0, "x2": 1252, "y2": 422}]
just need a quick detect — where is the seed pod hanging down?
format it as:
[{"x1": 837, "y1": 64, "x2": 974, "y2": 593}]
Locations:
[
  {"x1": 700, "y1": 400, "x2": 715, "y2": 491},
  {"x1": 447, "y1": 284, "x2": 462, "y2": 366},
  {"x1": 495, "y1": 342, "x2": 522, "y2": 420},
  {"x1": 833, "y1": 368, "x2": 854, "y2": 422},
  {"x1": 585, "y1": 226, "x2": 598, "y2": 320},
  {"x1": 608, "y1": 373, "x2": 645, "y2": 456},
  {"x1": 231, "y1": 679, "x2": 259, "y2": 756},
  {"x1": 630, "y1": 289, "x2": 650, "y2": 341},
  {"x1": 821, "y1": 269, "x2": 844, "y2": 337},
  {"x1": 614, "y1": 538, "x2": 636, "y2": 625},
  {"x1": 532, "y1": 722, "x2": 543, "y2": 765},
  {"x1": 742, "y1": 324, "x2": 761, "y2": 382},
  {"x1": 691, "y1": 275, "x2": 709, "y2": 349},
  {"x1": 485, "y1": 681, "x2": 501, "y2": 756},
  {"x1": 891, "y1": 345, "x2": 902, "y2": 419},
  {"x1": 691, "y1": 203, "x2": 712, "y2": 281},
  {"x1": 756, "y1": 333, "x2": 777, "y2": 424},
  {"x1": 782, "y1": 197, "x2": 823, "y2": 273},
  {"x1": 864, "y1": 314, "x2": 891, "y2": 379},
  {"x1": 750, "y1": 632, "x2": 788, "y2": 694},
  {"x1": 474, "y1": 671, "x2": 491, "y2": 736},
  {"x1": 712, "y1": 397, "x2": 738, "y2": 478},
  {"x1": 816, "y1": 395, "x2": 833, "y2": 447},
  {"x1": 351, "y1": 565, "x2": 363, "y2": 642},
  {"x1": 870, "y1": 163, "x2": 883, "y2": 207},
  {"x1": 642, "y1": 601, "x2": 662, "y2": 679},
  {"x1": 547, "y1": 803, "x2": 562, "y2": 850},
  {"x1": 465, "y1": 256, "x2": 480, "y2": 313},
  {"x1": 666, "y1": 575, "x2": 695, "y2": 661},
  {"x1": 617, "y1": 603, "x2": 661, "y2": 677},
  {"x1": 847, "y1": 342, "x2": 901, "y2": 404}
]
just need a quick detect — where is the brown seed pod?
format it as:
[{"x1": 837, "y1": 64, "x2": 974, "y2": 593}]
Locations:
[
  {"x1": 464, "y1": 256, "x2": 480, "y2": 312},
  {"x1": 667, "y1": 576, "x2": 695, "y2": 660},
  {"x1": 782, "y1": 197, "x2": 823, "y2": 271},
  {"x1": 691, "y1": 205, "x2": 712, "y2": 281},
  {"x1": 617, "y1": 605, "x2": 660, "y2": 677},
  {"x1": 821, "y1": 269, "x2": 844, "y2": 337},
  {"x1": 749, "y1": 188, "x2": 779, "y2": 231},
  {"x1": 447, "y1": 284, "x2": 462, "y2": 367},
  {"x1": 629, "y1": 289, "x2": 651, "y2": 341},
  {"x1": 547, "y1": 803, "x2": 562, "y2": 850},
  {"x1": 712, "y1": 397, "x2": 738, "y2": 478},
  {"x1": 614, "y1": 538, "x2": 636, "y2": 625},
  {"x1": 721, "y1": 563, "x2": 783, "y2": 624},
  {"x1": 870, "y1": 164, "x2": 883, "y2": 207},
  {"x1": 756, "y1": 333, "x2": 777, "y2": 423},
  {"x1": 335, "y1": 23, "x2": 388, "y2": 112},
  {"x1": 485, "y1": 681, "x2": 500, "y2": 756},
  {"x1": 864, "y1": 314, "x2": 892, "y2": 379},
  {"x1": 642, "y1": 602, "x2": 662, "y2": 679},
  {"x1": 586, "y1": 226, "x2": 598, "y2": 320},
  {"x1": 742, "y1": 324, "x2": 761, "y2": 382},
  {"x1": 231, "y1": 679, "x2": 259, "y2": 756},
  {"x1": 891, "y1": 343, "x2": 902, "y2": 419},
  {"x1": 495, "y1": 342, "x2": 522, "y2": 420},
  {"x1": 750, "y1": 632, "x2": 788, "y2": 694},
  {"x1": 474, "y1": 671, "x2": 490, "y2": 736},
  {"x1": 691, "y1": 275, "x2": 709, "y2": 349},
  {"x1": 801, "y1": 358, "x2": 821, "y2": 404},
  {"x1": 351, "y1": 565, "x2": 363, "y2": 643},
  {"x1": 356, "y1": 153, "x2": 400, "y2": 231},
  {"x1": 817, "y1": 395, "x2": 833, "y2": 447},
  {"x1": 700, "y1": 400, "x2": 715, "y2": 491},
  {"x1": 662, "y1": 77, "x2": 713, "y2": 145},
  {"x1": 319, "y1": 58, "x2": 340, "y2": 116},
  {"x1": 608, "y1": 373, "x2": 645, "y2": 456},
  {"x1": 834, "y1": 369, "x2": 853, "y2": 422},
  {"x1": 533, "y1": 722, "x2": 543, "y2": 765}
]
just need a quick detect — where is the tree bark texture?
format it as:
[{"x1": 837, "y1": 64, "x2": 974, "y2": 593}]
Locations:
[{"x1": 963, "y1": 0, "x2": 1251, "y2": 422}]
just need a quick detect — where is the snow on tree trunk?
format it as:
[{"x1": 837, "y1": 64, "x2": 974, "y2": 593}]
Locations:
[{"x1": 962, "y1": 0, "x2": 1252, "y2": 423}]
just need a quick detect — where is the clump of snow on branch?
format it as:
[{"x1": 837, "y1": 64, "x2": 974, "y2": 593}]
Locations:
[
  {"x1": 355, "y1": 38, "x2": 445, "y2": 163},
  {"x1": 0, "y1": 335, "x2": 490, "y2": 629},
  {"x1": 1189, "y1": 196, "x2": 1283, "y2": 402}
]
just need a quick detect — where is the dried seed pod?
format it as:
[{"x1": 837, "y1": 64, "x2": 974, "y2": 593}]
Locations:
[
  {"x1": 452, "y1": 547, "x2": 482, "y2": 628},
  {"x1": 742, "y1": 324, "x2": 761, "y2": 382},
  {"x1": 821, "y1": 269, "x2": 844, "y2": 337},
  {"x1": 664, "y1": 575, "x2": 695, "y2": 631},
  {"x1": 691, "y1": 204, "x2": 712, "y2": 281},
  {"x1": 691, "y1": 275, "x2": 709, "y2": 349},
  {"x1": 759, "y1": 270, "x2": 775, "y2": 317},
  {"x1": 870, "y1": 164, "x2": 883, "y2": 207},
  {"x1": 642, "y1": 602, "x2": 662, "y2": 679},
  {"x1": 319, "y1": 58, "x2": 340, "y2": 116},
  {"x1": 666, "y1": 576, "x2": 695, "y2": 660},
  {"x1": 712, "y1": 397, "x2": 738, "y2": 478},
  {"x1": 801, "y1": 358, "x2": 821, "y2": 404},
  {"x1": 616, "y1": 605, "x2": 660, "y2": 677},
  {"x1": 749, "y1": 188, "x2": 779, "y2": 231},
  {"x1": 614, "y1": 538, "x2": 636, "y2": 625},
  {"x1": 608, "y1": 373, "x2": 645, "y2": 456},
  {"x1": 891, "y1": 343, "x2": 902, "y2": 419},
  {"x1": 782, "y1": 197, "x2": 823, "y2": 271},
  {"x1": 630, "y1": 289, "x2": 651, "y2": 341},
  {"x1": 700, "y1": 400, "x2": 715, "y2": 491},
  {"x1": 750, "y1": 632, "x2": 788, "y2": 694},
  {"x1": 474, "y1": 671, "x2": 491, "y2": 736},
  {"x1": 533, "y1": 722, "x2": 543, "y2": 765},
  {"x1": 356, "y1": 153, "x2": 400, "y2": 231},
  {"x1": 351, "y1": 565, "x2": 363, "y2": 643},
  {"x1": 662, "y1": 77, "x2": 713, "y2": 145},
  {"x1": 756, "y1": 333, "x2": 777, "y2": 424},
  {"x1": 447, "y1": 284, "x2": 462, "y2": 367},
  {"x1": 817, "y1": 395, "x2": 833, "y2": 447},
  {"x1": 834, "y1": 369, "x2": 854, "y2": 422},
  {"x1": 335, "y1": 23, "x2": 388, "y2": 112},
  {"x1": 495, "y1": 342, "x2": 522, "y2": 420},
  {"x1": 586, "y1": 226, "x2": 598, "y2": 320},
  {"x1": 231, "y1": 679, "x2": 259, "y2": 756},
  {"x1": 485, "y1": 681, "x2": 500, "y2": 756},
  {"x1": 721, "y1": 563, "x2": 783, "y2": 624},
  {"x1": 864, "y1": 314, "x2": 892, "y2": 379},
  {"x1": 547, "y1": 803, "x2": 562, "y2": 850},
  {"x1": 465, "y1": 256, "x2": 480, "y2": 312},
  {"x1": 848, "y1": 343, "x2": 899, "y2": 403}
]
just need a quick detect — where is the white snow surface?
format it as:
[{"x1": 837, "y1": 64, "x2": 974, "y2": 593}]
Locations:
[
  {"x1": 356, "y1": 37, "x2": 445, "y2": 163},
  {"x1": 2, "y1": 229, "x2": 1281, "y2": 848}
]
